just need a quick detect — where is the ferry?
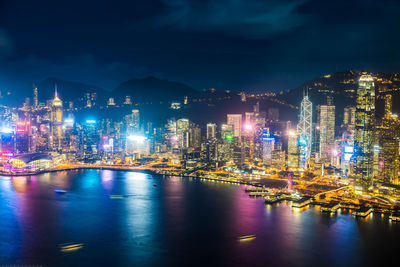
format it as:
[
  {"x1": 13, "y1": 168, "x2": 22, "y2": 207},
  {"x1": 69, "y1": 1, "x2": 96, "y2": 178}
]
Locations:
[
  {"x1": 292, "y1": 197, "x2": 312, "y2": 208},
  {"x1": 320, "y1": 202, "x2": 340, "y2": 213},
  {"x1": 54, "y1": 189, "x2": 67, "y2": 194},
  {"x1": 60, "y1": 243, "x2": 84, "y2": 252},
  {"x1": 109, "y1": 195, "x2": 124, "y2": 199},
  {"x1": 238, "y1": 234, "x2": 256, "y2": 242},
  {"x1": 352, "y1": 206, "x2": 373, "y2": 217},
  {"x1": 390, "y1": 211, "x2": 400, "y2": 222}
]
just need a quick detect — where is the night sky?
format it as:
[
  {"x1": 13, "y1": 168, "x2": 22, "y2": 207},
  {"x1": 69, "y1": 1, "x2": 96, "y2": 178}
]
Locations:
[{"x1": 0, "y1": 0, "x2": 399, "y2": 92}]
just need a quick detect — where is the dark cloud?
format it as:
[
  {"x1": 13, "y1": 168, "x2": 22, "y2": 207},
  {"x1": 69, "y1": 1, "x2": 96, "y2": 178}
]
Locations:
[
  {"x1": 155, "y1": 0, "x2": 308, "y2": 39},
  {"x1": 0, "y1": 0, "x2": 399, "y2": 93}
]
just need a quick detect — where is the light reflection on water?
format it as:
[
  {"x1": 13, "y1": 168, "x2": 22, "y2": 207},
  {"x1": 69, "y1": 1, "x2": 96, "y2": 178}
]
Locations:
[{"x1": 0, "y1": 170, "x2": 399, "y2": 266}]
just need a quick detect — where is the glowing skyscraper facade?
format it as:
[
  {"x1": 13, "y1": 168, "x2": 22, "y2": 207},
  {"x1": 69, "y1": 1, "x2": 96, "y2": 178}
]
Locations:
[
  {"x1": 354, "y1": 75, "x2": 375, "y2": 192},
  {"x1": 297, "y1": 94, "x2": 312, "y2": 170},
  {"x1": 317, "y1": 101, "x2": 335, "y2": 164},
  {"x1": 51, "y1": 89, "x2": 63, "y2": 151}
]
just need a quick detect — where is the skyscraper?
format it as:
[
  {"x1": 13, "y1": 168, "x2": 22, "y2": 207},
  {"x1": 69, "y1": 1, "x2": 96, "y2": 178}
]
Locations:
[
  {"x1": 206, "y1": 123, "x2": 217, "y2": 139},
  {"x1": 297, "y1": 94, "x2": 312, "y2": 170},
  {"x1": 33, "y1": 86, "x2": 38, "y2": 108},
  {"x1": 354, "y1": 75, "x2": 375, "y2": 192},
  {"x1": 227, "y1": 114, "x2": 242, "y2": 142},
  {"x1": 287, "y1": 130, "x2": 299, "y2": 171},
  {"x1": 51, "y1": 89, "x2": 63, "y2": 151},
  {"x1": 376, "y1": 94, "x2": 400, "y2": 185},
  {"x1": 317, "y1": 98, "x2": 335, "y2": 164},
  {"x1": 343, "y1": 106, "x2": 356, "y2": 130}
]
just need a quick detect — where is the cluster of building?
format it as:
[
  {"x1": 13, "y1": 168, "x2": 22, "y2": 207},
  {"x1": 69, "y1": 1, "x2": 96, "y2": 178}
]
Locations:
[{"x1": 1, "y1": 74, "x2": 399, "y2": 198}]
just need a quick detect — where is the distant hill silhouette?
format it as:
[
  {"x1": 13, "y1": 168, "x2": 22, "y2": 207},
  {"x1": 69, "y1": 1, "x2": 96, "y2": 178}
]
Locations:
[
  {"x1": 113, "y1": 76, "x2": 200, "y2": 103},
  {"x1": 37, "y1": 77, "x2": 107, "y2": 103}
]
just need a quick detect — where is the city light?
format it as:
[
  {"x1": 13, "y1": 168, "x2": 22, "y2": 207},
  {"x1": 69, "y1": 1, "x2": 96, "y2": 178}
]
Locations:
[
  {"x1": 127, "y1": 135, "x2": 147, "y2": 143},
  {"x1": 244, "y1": 123, "x2": 253, "y2": 131},
  {"x1": 85, "y1": 120, "x2": 97, "y2": 124}
]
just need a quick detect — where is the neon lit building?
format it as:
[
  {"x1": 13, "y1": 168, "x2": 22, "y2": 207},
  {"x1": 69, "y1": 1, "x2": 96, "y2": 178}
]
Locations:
[
  {"x1": 297, "y1": 94, "x2": 312, "y2": 170},
  {"x1": 227, "y1": 114, "x2": 242, "y2": 143},
  {"x1": 261, "y1": 130, "x2": 275, "y2": 165},
  {"x1": 376, "y1": 94, "x2": 400, "y2": 185},
  {"x1": 354, "y1": 75, "x2": 375, "y2": 192},
  {"x1": 51, "y1": 89, "x2": 63, "y2": 151},
  {"x1": 317, "y1": 100, "x2": 335, "y2": 164}
]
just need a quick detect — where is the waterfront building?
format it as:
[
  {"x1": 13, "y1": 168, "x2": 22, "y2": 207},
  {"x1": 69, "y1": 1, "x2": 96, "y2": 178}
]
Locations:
[{"x1": 354, "y1": 74, "x2": 376, "y2": 192}]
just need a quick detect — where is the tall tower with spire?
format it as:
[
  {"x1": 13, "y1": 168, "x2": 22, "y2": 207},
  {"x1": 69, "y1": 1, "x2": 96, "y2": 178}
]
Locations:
[
  {"x1": 51, "y1": 86, "x2": 63, "y2": 151},
  {"x1": 297, "y1": 91, "x2": 313, "y2": 170},
  {"x1": 33, "y1": 85, "x2": 38, "y2": 108}
]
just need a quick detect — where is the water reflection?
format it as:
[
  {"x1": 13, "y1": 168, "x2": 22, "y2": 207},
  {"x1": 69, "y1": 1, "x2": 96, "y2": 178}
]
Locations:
[{"x1": 0, "y1": 171, "x2": 400, "y2": 266}]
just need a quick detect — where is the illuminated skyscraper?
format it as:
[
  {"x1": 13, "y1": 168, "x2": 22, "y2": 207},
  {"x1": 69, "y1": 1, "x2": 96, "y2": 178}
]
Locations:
[
  {"x1": 51, "y1": 89, "x2": 63, "y2": 151},
  {"x1": 297, "y1": 94, "x2": 312, "y2": 170},
  {"x1": 227, "y1": 114, "x2": 242, "y2": 142},
  {"x1": 376, "y1": 94, "x2": 400, "y2": 185},
  {"x1": 343, "y1": 106, "x2": 356, "y2": 130},
  {"x1": 354, "y1": 75, "x2": 375, "y2": 192},
  {"x1": 125, "y1": 109, "x2": 140, "y2": 135},
  {"x1": 287, "y1": 130, "x2": 299, "y2": 171},
  {"x1": 33, "y1": 86, "x2": 38, "y2": 108},
  {"x1": 261, "y1": 129, "x2": 275, "y2": 165},
  {"x1": 206, "y1": 123, "x2": 217, "y2": 139},
  {"x1": 220, "y1": 124, "x2": 233, "y2": 140},
  {"x1": 177, "y1": 118, "x2": 190, "y2": 149},
  {"x1": 317, "y1": 99, "x2": 335, "y2": 164}
]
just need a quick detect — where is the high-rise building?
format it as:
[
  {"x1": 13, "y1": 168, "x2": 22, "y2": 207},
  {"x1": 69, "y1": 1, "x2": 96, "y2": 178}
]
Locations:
[
  {"x1": 287, "y1": 130, "x2": 299, "y2": 171},
  {"x1": 227, "y1": 114, "x2": 242, "y2": 142},
  {"x1": 220, "y1": 124, "x2": 233, "y2": 140},
  {"x1": 297, "y1": 94, "x2": 312, "y2": 170},
  {"x1": 261, "y1": 130, "x2": 275, "y2": 165},
  {"x1": 33, "y1": 86, "x2": 38, "y2": 108},
  {"x1": 354, "y1": 75, "x2": 376, "y2": 192},
  {"x1": 206, "y1": 123, "x2": 217, "y2": 139},
  {"x1": 51, "y1": 89, "x2": 63, "y2": 151},
  {"x1": 177, "y1": 119, "x2": 190, "y2": 149},
  {"x1": 125, "y1": 109, "x2": 140, "y2": 135},
  {"x1": 343, "y1": 106, "x2": 356, "y2": 130},
  {"x1": 376, "y1": 94, "x2": 400, "y2": 185},
  {"x1": 317, "y1": 99, "x2": 335, "y2": 164}
]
